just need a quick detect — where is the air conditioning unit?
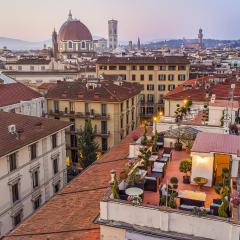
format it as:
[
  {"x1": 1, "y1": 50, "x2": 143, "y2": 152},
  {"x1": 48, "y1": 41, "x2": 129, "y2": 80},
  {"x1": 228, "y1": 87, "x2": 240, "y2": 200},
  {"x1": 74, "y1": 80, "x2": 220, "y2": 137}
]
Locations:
[{"x1": 8, "y1": 124, "x2": 16, "y2": 134}]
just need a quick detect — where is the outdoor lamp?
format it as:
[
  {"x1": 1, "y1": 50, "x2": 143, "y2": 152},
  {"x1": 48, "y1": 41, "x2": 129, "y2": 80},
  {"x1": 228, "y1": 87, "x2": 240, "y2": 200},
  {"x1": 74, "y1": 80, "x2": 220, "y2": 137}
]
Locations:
[
  {"x1": 153, "y1": 116, "x2": 157, "y2": 122},
  {"x1": 183, "y1": 99, "x2": 188, "y2": 105}
]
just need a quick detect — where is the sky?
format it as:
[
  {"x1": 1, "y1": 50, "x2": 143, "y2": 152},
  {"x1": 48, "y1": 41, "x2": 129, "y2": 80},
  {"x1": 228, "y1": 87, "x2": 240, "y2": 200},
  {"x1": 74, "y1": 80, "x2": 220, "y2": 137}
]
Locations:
[{"x1": 0, "y1": 0, "x2": 240, "y2": 42}]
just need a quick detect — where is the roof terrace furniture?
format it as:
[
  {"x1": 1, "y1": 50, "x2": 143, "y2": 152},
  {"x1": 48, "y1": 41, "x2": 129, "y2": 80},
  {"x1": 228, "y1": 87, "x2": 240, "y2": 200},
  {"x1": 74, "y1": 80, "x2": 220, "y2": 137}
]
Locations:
[
  {"x1": 144, "y1": 176, "x2": 158, "y2": 192},
  {"x1": 149, "y1": 155, "x2": 159, "y2": 162},
  {"x1": 159, "y1": 156, "x2": 169, "y2": 163},
  {"x1": 178, "y1": 190, "x2": 206, "y2": 207},
  {"x1": 152, "y1": 162, "x2": 166, "y2": 174},
  {"x1": 125, "y1": 187, "x2": 144, "y2": 197}
]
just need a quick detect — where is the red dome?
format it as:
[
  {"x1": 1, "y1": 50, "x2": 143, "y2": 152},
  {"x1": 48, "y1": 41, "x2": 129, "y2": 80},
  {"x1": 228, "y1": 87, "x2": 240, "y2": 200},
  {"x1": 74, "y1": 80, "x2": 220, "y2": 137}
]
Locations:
[{"x1": 59, "y1": 20, "x2": 92, "y2": 41}]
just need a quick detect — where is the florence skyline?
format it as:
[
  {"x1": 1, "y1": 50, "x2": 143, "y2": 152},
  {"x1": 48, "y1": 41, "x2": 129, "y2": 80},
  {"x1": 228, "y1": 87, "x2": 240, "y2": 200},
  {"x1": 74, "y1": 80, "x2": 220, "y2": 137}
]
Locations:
[{"x1": 0, "y1": 0, "x2": 240, "y2": 42}]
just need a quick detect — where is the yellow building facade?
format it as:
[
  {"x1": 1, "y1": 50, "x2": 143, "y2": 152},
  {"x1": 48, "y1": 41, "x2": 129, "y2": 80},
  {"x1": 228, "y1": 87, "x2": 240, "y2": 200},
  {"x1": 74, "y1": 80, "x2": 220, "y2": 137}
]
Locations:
[
  {"x1": 96, "y1": 56, "x2": 190, "y2": 118},
  {"x1": 46, "y1": 80, "x2": 142, "y2": 165}
]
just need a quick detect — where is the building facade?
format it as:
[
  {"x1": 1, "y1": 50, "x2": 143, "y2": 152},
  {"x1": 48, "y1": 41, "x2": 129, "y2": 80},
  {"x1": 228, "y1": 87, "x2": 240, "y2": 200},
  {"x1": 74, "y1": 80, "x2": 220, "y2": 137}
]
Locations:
[
  {"x1": 108, "y1": 19, "x2": 118, "y2": 50},
  {"x1": 45, "y1": 80, "x2": 143, "y2": 165},
  {"x1": 0, "y1": 112, "x2": 70, "y2": 237},
  {"x1": 96, "y1": 56, "x2": 190, "y2": 118}
]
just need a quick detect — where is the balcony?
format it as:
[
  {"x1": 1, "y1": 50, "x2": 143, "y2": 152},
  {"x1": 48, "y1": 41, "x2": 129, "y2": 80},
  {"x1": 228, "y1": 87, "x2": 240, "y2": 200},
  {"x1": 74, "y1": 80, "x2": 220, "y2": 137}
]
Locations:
[
  {"x1": 95, "y1": 130, "x2": 110, "y2": 137},
  {"x1": 49, "y1": 110, "x2": 110, "y2": 120}
]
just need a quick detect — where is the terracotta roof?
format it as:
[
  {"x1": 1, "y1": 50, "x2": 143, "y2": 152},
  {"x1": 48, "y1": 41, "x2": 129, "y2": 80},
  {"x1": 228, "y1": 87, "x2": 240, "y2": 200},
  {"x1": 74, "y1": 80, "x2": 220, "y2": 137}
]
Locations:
[
  {"x1": 46, "y1": 80, "x2": 143, "y2": 102},
  {"x1": 192, "y1": 132, "x2": 240, "y2": 156},
  {"x1": 209, "y1": 99, "x2": 239, "y2": 109},
  {"x1": 0, "y1": 83, "x2": 42, "y2": 107},
  {"x1": 4, "y1": 127, "x2": 148, "y2": 240},
  {"x1": 59, "y1": 20, "x2": 92, "y2": 41},
  {"x1": 0, "y1": 112, "x2": 71, "y2": 158},
  {"x1": 96, "y1": 56, "x2": 190, "y2": 65},
  {"x1": 6, "y1": 58, "x2": 51, "y2": 65},
  {"x1": 38, "y1": 83, "x2": 58, "y2": 90}
]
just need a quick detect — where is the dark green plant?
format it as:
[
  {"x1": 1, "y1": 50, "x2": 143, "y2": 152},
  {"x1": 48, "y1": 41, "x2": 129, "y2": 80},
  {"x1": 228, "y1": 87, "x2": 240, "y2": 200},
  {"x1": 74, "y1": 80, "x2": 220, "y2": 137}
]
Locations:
[
  {"x1": 141, "y1": 124, "x2": 148, "y2": 146},
  {"x1": 170, "y1": 177, "x2": 178, "y2": 189},
  {"x1": 112, "y1": 175, "x2": 120, "y2": 199},
  {"x1": 78, "y1": 119, "x2": 99, "y2": 168},
  {"x1": 192, "y1": 207, "x2": 207, "y2": 217},
  {"x1": 152, "y1": 129, "x2": 158, "y2": 153},
  {"x1": 127, "y1": 167, "x2": 143, "y2": 186},
  {"x1": 179, "y1": 159, "x2": 192, "y2": 176},
  {"x1": 139, "y1": 146, "x2": 151, "y2": 170}
]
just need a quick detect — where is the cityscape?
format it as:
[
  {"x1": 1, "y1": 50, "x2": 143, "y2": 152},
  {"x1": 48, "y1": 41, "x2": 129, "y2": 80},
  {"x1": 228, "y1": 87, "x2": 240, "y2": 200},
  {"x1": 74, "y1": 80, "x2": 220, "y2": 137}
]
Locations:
[{"x1": 0, "y1": 0, "x2": 240, "y2": 239}]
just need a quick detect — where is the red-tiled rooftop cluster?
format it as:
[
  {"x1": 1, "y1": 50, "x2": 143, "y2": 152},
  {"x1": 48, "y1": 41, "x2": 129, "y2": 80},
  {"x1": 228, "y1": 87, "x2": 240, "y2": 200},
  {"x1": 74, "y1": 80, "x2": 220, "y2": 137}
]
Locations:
[{"x1": 0, "y1": 83, "x2": 42, "y2": 107}]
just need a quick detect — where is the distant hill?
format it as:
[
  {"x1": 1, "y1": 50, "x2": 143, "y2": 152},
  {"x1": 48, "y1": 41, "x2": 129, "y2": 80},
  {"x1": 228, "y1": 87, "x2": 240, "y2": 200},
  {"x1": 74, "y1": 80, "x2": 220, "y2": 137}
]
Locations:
[
  {"x1": 0, "y1": 35, "x2": 105, "y2": 51},
  {"x1": 0, "y1": 37, "x2": 52, "y2": 51}
]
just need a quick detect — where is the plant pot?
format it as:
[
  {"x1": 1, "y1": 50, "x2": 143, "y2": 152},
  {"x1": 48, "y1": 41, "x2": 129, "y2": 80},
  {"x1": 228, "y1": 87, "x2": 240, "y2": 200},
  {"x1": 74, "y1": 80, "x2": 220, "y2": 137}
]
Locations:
[
  {"x1": 183, "y1": 175, "x2": 190, "y2": 184},
  {"x1": 174, "y1": 142, "x2": 183, "y2": 151}
]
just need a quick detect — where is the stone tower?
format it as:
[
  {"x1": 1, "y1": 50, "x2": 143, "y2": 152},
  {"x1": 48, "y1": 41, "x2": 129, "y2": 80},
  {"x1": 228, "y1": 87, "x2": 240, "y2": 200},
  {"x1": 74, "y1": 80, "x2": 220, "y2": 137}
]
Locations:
[
  {"x1": 108, "y1": 19, "x2": 118, "y2": 50},
  {"x1": 198, "y1": 28, "x2": 203, "y2": 49},
  {"x1": 52, "y1": 27, "x2": 58, "y2": 59},
  {"x1": 137, "y1": 37, "x2": 141, "y2": 51}
]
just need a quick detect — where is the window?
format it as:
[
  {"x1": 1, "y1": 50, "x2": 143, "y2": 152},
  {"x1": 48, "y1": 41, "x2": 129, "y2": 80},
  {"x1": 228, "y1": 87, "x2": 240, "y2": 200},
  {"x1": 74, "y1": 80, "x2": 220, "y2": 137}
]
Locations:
[
  {"x1": 121, "y1": 103, "x2": 124, "y2": 112},
  {"x1": 140, "y1": 74, "x2": 144, "y2": 81},
  {"x1": 32, "y1": 170, "x2": 39, "y2": 189},
  {"x1": 168, "y1": 74, "x2": 174, "y2": 81},
  {"x1": 158, "y1": 85, "x2": 166, "y2": 91},
  {"x1": 119, "y1": 74, "x2": 126, "y2": 80},
  {"x1": 102, "y1": 138, "x2": 108, "y2": 152},
  {"x1": 109, "y1": 65, "x2": 117, "y2": 70},
  {"x1": 30, "y1": 143, "x2": 37, "y2": 160},
  {"x1": 101, "y1": 104, "x2": 107, "y2": 116},
  {"x1": 126, "y1": 100, "x2": 129, "y2": 109},
  {"x1": 126, "y1": 114, "x2": 129, "y2": 124},
  {"x1": 159, "y1": 65, "x2": 166, "y2": 71},
  {"x1": 119, "y1": 65, "x2": 126, "y2": 70},
  {"x1": 168, "y1": 66, "x2": 176, "y2": 71},
  {"x1": 33, "y1": 197, "x2": 41, "y2": 210},
  {"x1": 149, "y1": 74, "x2": 153, "y2": 81},
  {"x1": 147, "y1": 94, "x2": 154, "y2": 103},
  {"x1": 101, "y1": 121, "x2": 108, "y2": 134},
  {"x1": 82, "y1": 41, "x2": 86, "y2": 48},
  {"x1": 147, "y1": 107, "x2": 154, "y2": 114},
  {"x1": 178, "y1": 74, "x2": 186, "y2": 81},
  {"x1": 168, "y1": 85, "x2": 175, "y2": 91},
  {"x1": 13, "y1": 212, "x2": 22, "y2": 226},
  {"x1": 131, "y1": 65, "x2": 137, "y2": 70},
  {"x1": 41, "y1": 66, "x2": 45, "y2": 71},
  {"x1": 131, "y1": 97, "x2": 134, "y2": 105},
  {"x1": 178, "y1": 65, "x2": 186, "y2": 71},
  {"x1": 30, "y1": 66, "x2": 34, "y2": 71},
  {"x1": 54, "y1": 182, "x2": 60, "y2": 193},
  {"x1": 158, "y1": 74, "x2": 166, "y2": 81},
  {"x1": 9, "y1": 152, "x2": 17, "y2": 172},
  {"x1": 53, "y1": 158, "x2": 58, "y2": 175},
  {"x1": 53, "y1": 101, "x2": 59, "y2": 113},
  {"x1": 147, "y1": 66, "x2": 154, "y2": 70},
  {"x1": 99, "y1": 65, "x2": 107, "y2": 70},
  {"x1": 120, "y1": 118, "x2": 123, "y2": 128},
  {"x1": 139, "y1": 65, "x2": 145, "y2": 70},
  {"x1": 147, "y1": 84, "x2": 154, "y2": 91},
  {"x1": 52, "y1": 134, "x2": 57, "y2": 149},
  {"x1": 18, "y1": 66, "x2": 22, "y2": 71},
  {"x1": 70, "y1": 102, "x2": 74, "y2": 113},
  {"x1": 132, "y1": 74, "x2": 136, "y2": 81},
  {"x1": 12, "y1": 183, "x2": 19, "y2": 203},
  {"x1": 68, "y1": 41, "x2": 73, "y2": 48}
]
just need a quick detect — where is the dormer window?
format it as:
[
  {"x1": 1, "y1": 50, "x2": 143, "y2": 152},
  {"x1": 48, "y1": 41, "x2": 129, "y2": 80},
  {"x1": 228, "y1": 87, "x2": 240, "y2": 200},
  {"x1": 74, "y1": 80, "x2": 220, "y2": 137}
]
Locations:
[
  {"x1": 68, "y1": 41, "x2": 73, "y2": 49},
  {"x1": 82, "y1": 41, "x2": 86, "y2": 49}
]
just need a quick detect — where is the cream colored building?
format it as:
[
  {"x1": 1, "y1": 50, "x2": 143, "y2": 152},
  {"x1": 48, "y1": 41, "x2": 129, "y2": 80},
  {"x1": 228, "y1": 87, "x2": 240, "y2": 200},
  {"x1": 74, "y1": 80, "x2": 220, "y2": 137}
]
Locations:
[
  {"x1": 96, "y1": 56, "x2": 190, "y2": 118},
  {"x1": 0, "y1": 112, "x2": 70, "y2": 237},
  {"x1": 46, "y1": 80, "x2": 143, "y2": 164}
]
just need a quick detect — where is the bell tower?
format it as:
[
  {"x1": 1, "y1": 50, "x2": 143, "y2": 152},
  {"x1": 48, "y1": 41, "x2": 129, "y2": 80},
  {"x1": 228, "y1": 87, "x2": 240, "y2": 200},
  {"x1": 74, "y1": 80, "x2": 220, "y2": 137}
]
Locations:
[{"x1": 52, "y1": 27, "x2": 58, "y2": 59}]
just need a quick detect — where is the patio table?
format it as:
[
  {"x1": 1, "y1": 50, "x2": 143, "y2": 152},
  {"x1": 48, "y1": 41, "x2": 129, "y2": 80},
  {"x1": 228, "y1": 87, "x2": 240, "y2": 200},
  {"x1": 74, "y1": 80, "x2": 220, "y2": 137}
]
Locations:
[
  {"x1": 159, "y1": 156, "x2": 169, "y2": 163},
  {"x1": 178, "y1": 190, "x2": 206, "y2": 207},
  {"x1": 125, "y1": 187, "x2": 143, "y2": 197}
]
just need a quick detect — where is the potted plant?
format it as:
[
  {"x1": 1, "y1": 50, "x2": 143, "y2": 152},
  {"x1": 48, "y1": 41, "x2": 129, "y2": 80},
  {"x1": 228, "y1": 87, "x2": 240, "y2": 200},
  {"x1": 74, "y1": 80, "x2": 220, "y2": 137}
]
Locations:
[
  {"x1": 170, "y1": 177, "x2": 178, "y2": 189},
  {"x1": 141, "y1": 124, "x2": 148, "y2": 146},
  {"x1": 179, "y1": 159, "x2": 192, "y2": 184}
]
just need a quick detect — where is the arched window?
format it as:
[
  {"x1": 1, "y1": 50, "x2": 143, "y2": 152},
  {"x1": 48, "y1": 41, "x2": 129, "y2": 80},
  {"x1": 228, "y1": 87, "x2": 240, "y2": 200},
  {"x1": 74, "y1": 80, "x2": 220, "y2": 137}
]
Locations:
[{"x1": 68, "y1": 41, "x2": 73, "y2": 49}]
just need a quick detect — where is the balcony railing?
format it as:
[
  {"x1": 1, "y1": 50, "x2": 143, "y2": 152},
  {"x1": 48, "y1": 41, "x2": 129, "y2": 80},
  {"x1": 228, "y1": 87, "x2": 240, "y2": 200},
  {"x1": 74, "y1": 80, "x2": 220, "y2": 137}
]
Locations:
[
  {"x1": 49, "y1": 110, "x2": 110, "y2": 120},
  {"x1": 95, "y1": 130, "x2": 110, "y2": 137}
]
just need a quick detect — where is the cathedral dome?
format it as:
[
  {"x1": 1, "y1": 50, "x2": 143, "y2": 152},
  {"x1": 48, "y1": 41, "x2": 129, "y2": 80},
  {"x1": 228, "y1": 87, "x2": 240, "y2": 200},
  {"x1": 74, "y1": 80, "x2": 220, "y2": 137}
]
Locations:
[{"x1": 58, "y1": 11, "x2": 92, "y2": 42}]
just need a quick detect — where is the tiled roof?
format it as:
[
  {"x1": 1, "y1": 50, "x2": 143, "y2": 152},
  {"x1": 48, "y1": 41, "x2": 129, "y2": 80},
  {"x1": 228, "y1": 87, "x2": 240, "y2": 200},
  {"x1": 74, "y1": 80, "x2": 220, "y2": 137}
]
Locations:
[
  {"x1": 209, "y1": 99, "x2": 239, "y2": 109},
  {"x1": 96, "y1": 56, "x2": 190, "y2": 65},
  {"x1": 192, "y1": 132, "x2": 240, "y2": 156},
  {"x1": 4, "y1": 127, "x2": 148, "y2": 240},
  {"x1": 0, "y1": 112, "x2": 71, "y2": 158},
  {"x1": 0, "y1": 83, "x2": 42, "y2": 107},
  {"x1": 5, "y1": 58, "x2": 51, "y2": 65},
  {"x1": 46, "y1": 80, "x2": 143, "y2": 102}
]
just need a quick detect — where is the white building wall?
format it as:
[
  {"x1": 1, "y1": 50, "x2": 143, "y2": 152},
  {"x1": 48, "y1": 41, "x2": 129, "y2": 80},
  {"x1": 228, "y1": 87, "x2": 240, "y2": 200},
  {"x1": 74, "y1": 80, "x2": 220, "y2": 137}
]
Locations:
[
  {"x1": 0, "y1": 97, "x2": 45, "y2": 117},
  {"x1": 0, "y1": 130, "x2": 67, "y2": 237}
]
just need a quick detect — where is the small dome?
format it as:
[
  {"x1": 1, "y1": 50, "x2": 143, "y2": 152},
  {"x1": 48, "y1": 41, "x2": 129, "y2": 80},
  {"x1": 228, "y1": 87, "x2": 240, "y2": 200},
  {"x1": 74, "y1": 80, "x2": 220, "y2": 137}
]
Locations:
[{"x1": 59, "y1": 12, "x2": 92, "y2": 42}]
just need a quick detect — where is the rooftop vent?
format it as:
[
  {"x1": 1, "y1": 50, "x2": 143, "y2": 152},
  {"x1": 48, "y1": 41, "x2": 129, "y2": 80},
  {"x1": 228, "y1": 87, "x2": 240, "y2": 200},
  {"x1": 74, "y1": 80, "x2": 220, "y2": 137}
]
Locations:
[{"x1": 8, "y1": 124, "x2": 16, "y2": 134}]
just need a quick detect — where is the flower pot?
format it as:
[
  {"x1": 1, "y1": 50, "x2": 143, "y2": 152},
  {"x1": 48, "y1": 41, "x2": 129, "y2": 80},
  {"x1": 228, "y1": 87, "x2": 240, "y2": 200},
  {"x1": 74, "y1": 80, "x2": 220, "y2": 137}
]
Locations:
[
  {"x1": 174, "y1": 142, "x2": 182, "y2": 151},
  {"x1": 183, "y1": 176, "x2": 190, "y2": 184}
]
